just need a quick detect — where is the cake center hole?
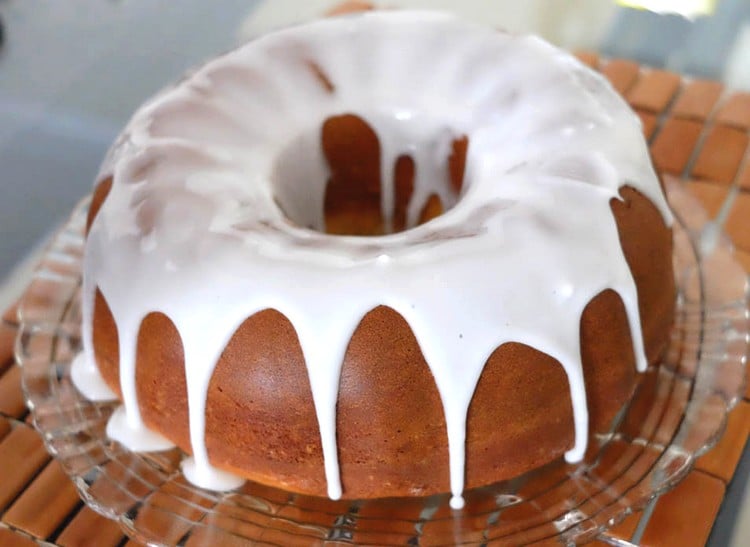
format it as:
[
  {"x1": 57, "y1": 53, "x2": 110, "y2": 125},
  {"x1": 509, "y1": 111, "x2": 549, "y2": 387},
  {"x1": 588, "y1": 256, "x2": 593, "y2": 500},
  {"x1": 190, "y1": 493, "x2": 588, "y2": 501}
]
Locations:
[{"x1": 272, "y1": 113, "x2": 468, "y2": 236}]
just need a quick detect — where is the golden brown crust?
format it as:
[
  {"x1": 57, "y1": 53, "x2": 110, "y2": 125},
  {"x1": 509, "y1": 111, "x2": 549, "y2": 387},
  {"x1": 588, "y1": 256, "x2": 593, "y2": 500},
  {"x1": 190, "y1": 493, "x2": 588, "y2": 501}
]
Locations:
[
  {"x1": 92, "y1": 288, "x2": 121, "y2": 399},
  {"x1": 612, "y1": 187, "x2": 675, "y2": 361},
  {"x1": 206, "y1": 311, "x2": 326, "y2": 494},
  {"x1": 336, "y1": 308, "x2": 450, "y2": 496},
  {"x1": 320, "y1": 115, "x2": 461, "y2": 235},
  {"x1": 135, "y1": 313, "x2": 191, "y2": 451},
  {"x1": 325, "y1": 1, "x2": 375, "y2": 16},
  {"x1": 322, "y1": 114, "x2": 385, "y2": 236},
  {"x1": 86, "y1": 176, "x2": 112, "y2": 236},
  {"x1": 465, "y1": 288, "x2": 636, "y2": 490},
  {"x1": 448, "y1": 136, "x2": 468, "y2": 193}
]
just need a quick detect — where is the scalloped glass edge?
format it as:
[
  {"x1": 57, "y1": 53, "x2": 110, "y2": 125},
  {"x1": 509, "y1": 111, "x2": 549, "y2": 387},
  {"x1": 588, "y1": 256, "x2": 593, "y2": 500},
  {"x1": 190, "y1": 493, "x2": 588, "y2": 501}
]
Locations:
[{"x1": 15, "y1": 178, "x2": 749, "y2": 546}]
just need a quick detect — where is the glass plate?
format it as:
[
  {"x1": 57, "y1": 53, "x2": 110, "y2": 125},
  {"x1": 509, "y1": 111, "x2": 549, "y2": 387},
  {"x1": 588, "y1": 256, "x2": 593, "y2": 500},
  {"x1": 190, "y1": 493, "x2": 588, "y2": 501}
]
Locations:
[{"x1": 17, "y1": 179, "x2": 749, "y2": 546}]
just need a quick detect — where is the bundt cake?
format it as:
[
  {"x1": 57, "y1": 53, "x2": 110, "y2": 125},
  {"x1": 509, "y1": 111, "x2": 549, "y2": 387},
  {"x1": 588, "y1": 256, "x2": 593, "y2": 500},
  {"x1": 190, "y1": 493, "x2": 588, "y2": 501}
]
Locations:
[{"x1": 71, "y1": 11, "x2": 675, "y2": 509}]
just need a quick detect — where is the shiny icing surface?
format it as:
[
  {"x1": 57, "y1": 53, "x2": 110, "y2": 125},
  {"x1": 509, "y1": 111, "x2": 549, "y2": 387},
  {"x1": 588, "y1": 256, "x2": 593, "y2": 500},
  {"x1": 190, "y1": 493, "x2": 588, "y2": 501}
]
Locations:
[{"x1": 73, "y1": 11, "x2": 672, "y2": 509}]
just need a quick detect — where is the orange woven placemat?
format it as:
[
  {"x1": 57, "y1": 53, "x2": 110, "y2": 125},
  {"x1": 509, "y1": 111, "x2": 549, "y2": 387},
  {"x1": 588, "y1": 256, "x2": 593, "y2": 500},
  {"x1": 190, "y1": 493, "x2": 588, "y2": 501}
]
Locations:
[{"x1": 0, "y1": 55, "x2": 748, "y2": 546}]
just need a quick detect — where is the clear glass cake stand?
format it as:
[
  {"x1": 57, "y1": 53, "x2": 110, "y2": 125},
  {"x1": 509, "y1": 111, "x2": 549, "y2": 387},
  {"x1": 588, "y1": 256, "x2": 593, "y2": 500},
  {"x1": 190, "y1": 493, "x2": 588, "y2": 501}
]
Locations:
[{"x1": 16, "y1": 179, "x2": 749, "y2": 546}]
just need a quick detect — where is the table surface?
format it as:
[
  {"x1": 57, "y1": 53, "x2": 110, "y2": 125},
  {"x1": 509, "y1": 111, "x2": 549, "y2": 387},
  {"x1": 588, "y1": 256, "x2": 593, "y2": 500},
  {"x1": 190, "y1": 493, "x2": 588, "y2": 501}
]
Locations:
[{"x1": 0, "y1": 1, "x2": 749, "y2": 545}]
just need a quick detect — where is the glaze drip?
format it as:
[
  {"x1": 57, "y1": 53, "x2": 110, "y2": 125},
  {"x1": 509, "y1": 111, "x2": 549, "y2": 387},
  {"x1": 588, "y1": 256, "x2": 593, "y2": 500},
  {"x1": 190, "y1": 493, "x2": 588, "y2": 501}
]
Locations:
[{"x1": 75, "y1": 11, "x2": 672, "y2": 508}]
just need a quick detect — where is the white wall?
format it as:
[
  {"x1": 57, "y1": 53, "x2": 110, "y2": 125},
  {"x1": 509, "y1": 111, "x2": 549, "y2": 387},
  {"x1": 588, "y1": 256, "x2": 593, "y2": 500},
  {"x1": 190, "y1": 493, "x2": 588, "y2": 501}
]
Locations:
[{"x1": 0, "y1": 0, "x2": 260, "y2": 291}]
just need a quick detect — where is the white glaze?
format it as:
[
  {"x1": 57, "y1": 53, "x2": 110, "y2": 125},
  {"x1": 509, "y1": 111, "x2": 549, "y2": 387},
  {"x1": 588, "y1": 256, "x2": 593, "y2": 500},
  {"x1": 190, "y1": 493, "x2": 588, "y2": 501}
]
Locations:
[
  {"x1": 74, "y1": 11, "x2": 672, "y2": 508},
  {"x1": 70, "y1": 353, "x2": 117, "y2": 401},
  {"x1": 106, "y1": 406, "x2": 174, "y2": 452}
]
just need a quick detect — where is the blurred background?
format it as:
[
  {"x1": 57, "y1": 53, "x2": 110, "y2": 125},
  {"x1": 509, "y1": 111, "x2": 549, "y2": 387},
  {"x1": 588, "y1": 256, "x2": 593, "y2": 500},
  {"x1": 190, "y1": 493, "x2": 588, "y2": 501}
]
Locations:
[{"x1": 0, "y1": 1, "x2": 748, "y2": 543}]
